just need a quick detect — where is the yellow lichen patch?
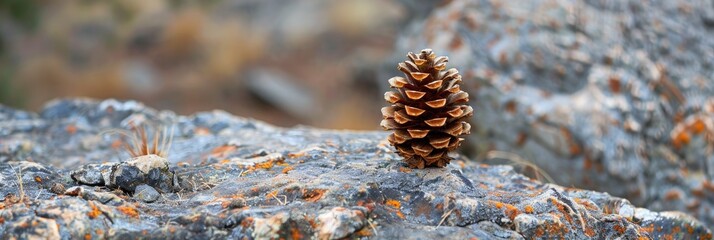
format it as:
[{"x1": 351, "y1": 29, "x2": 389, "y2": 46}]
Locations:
[
  {"x1": 386, "y1": 199, "x2": 401, "y2": 209},
  {"x1": 117, "y1": 205, "x2": 140, "y2": 218},
  {"x1": 87, "y1": 202, "x2": 102, "y2": 219}
]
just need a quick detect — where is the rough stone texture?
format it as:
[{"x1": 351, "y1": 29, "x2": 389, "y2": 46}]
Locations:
[
  {"x1": 391, "y1": 0, "x2": 714, "y2": 227},
  {"x1": 0, "y1": 99, "x2": 711, "y2": 239},
  {"x1": 134, "y1": 184, "x2": 160, "y2": 203}
]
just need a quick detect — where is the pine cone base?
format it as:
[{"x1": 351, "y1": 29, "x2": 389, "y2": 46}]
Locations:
[{"x1": 381, "y1": 49, "x2": 473, "y2": 169}]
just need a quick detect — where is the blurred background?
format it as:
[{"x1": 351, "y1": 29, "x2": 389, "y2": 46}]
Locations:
[
  {"x1": 2, "y1": 0, "x2": 714, "y2": 226},
  {"x1": 0, "y1": 0, "x2": 434, "y2": 129}
]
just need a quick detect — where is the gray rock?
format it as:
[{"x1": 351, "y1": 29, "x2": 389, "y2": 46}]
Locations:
[
  {"x1": 71, "y1": 163, "x2": 115, "y2": 186},
  {"x1": 64, "y1": 186, "x2": 124, "y2": 205},
  {"x1": 317, "y1": 207, "x2": 368, "y2": 240},
  {"x1": 109, "y1": 155, "x2": 175, "y2": 193},
  {"x1": 134, "y1": 184, "x2": 160, "y2": 203},
  {"x1": 0, "y1": 99, "x2": 710, "y2": 239},
  {"x1": 392, "y1": 0, "x2": 714, "y2": 227}
]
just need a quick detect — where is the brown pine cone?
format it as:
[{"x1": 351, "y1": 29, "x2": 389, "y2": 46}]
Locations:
[{"x1": 381, "y1": 49, "x2": 473, "y2": 168}]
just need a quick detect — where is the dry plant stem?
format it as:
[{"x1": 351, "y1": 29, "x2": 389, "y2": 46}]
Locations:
[
  {"x1": 486, "y1": 150, "x2": 555, "y2": 184},
  {"x1": 15, "y1": 166, "x2": 25, "y2": 203},
  {"x1": 103, "y1": 124, "x2": 174, "y2": 158}
]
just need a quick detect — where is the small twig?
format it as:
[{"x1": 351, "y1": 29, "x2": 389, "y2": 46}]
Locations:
[
  {"x1": 12, "y1": 165, "x2": 25, "y2": 203},
  {"x1": 486, "y1": 150, "x2": 555, "y2": 183},
  {"x1": 437, "y1": 208, "x2": 455, "y2": 228},
  {"x1": 367, "y1": 218, "x2": 379, "y2": 237}
]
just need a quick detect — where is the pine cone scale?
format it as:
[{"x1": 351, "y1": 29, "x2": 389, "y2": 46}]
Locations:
[{"x1": 382, "y1": 49, "x2": 473, "y2": 168}]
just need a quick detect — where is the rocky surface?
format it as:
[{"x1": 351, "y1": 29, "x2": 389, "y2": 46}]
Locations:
[
  {"x1": 391, "y1": 0, "x2": 714, "y2": 227},
  {"x1": 0, "y1": 99, "x2": 711, "y2": 239}
]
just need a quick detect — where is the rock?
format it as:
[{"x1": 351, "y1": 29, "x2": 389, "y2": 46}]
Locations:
[
  {"x1": 71, "y1": 163, "x2": 115, "y2": 186},
  {"x1": 50, "y1": 183, "x2": 65, "y2": 195},
  {"x1": 317, "y1": 207, "x2": 368, "y2": 240},
  {"x1": 134, "y1": 184, "x2": 160, "y2": 203},
  {"x1": 4, "y1": 216, "x2": 61, "y2": 239},
  {"x1": 0, "y1": 99, "x2": 710, "y2": 239},
  {"x1": 64, "y1": 186, "x2": 124, "y2": 205},
  {"x1": 112, "y1": 155, "x2": 174, "y2": 193},
  {"x1": 392, "y1": 0, "x2": 714, "y2": 227}
]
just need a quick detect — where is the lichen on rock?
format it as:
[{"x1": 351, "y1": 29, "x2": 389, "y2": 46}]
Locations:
[{"x1": 0, "y1": 99, "x2": 711, "y2": 239}]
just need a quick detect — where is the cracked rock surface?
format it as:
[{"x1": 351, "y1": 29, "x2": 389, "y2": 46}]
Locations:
[
  {"x1": 0, "y1": 99, "x2": 711, "y2": 239},
  {"x1": 391, "y1": 0, "x2": 714, "y2": 227}
]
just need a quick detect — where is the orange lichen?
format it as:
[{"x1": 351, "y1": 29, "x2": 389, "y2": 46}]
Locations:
[
  {"x1": 291, "y1": 226, "x2": 303, "y2": 239},
  {"x1": 302, "y1": 189, "x2": 327, "y2": 202},
  {"x1": 664, "y1": 190, "x2": 681, "y2": 201},
  {"x1": 613, "y1": 224, "x2": 626, "y2": 234},
  {"x1": 515, "y1": 132, "x2": 528, "y2": 147},
  {"x1": 355, "y1": 227, "x2": 373, "y2": 237},
  {"x1": 287, "y1": 152, "x2": 306, "y2": 158},
  {"x1": 253, "y1": 161, "x2": 275, "y2": 170},
  {"x1": 117, "y1": 205, "x2": 140, "y2": 218},
  {"x1": 560, "y1": 127, "x2": 581, "y2": 155},
  {"x1": 608, "y1": 75, "x2": 621, "y2": 94},
  {"x1": 504, "y1": 100, "x2": 517, "y2": 114},
  {"x1": 690, "y1": 118, "x2": 707, "y2": 134},
  {"x1": 87, "y1": 202, "x2": 102, "y2": 219},
  {"x1": 504, "y1": 204, "x2": 519, "y2": 221},
  {"x1": 399, "y1": 167, "x2": 413, "y2": 173},
  {"x1": 210, "y1": 145, "x2": 237, "y2": 158},
  {"x1": 194, "y1": 127, "x2": 211, "y2": 135},
  {"x1": 703, "y1": 180, "x2": 714, "y2": 192},
  {"x1": 34, "y1": 176, "x2": 42, "y2": 183},
  {"x1": 282, "y1": 166, "x2": 294, "y2": 174},
  {"x1": 66, "y1": 124, "x2": 78, "y2": 135},
  {"x1": 386, "y1": 199, "x2": 401, "y2": 209},
  {"x1": 672, "y1": 130, "x2": 691, "y2": 149},
  {"x1": 549, "y1": 198, "x2": 574, "y2": 225},
  {"x1": 241, "y1": 217, "x2": 254, "y2": 228},
  {"x1": 84, "y1": 233, "x2": 92, "y2": 240},
  {"x1": 524, "y1": 205, "x2": 534, "y2": 214}
]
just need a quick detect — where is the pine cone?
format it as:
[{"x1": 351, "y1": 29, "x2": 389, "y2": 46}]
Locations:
[{"x1": 381, "y1": 49, "x2": 473, "y2": 168}]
